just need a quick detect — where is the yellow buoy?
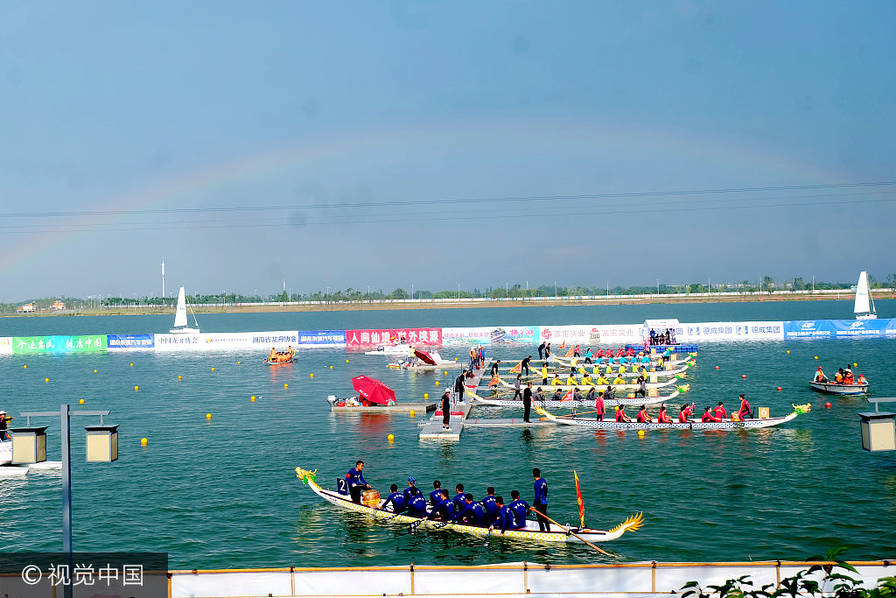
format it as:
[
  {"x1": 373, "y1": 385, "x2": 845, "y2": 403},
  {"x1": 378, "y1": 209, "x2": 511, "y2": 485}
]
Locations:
[
  {"x1": 424, "y1": 393, "x2": 429, "y2": 399},
  {"x1": 250, "y1": 396, "x2": 256, "y2": 402},
  {"x1": 177, "y1": 375, "x2": 182, "y2": 381},
  {"x1": 134, "y1": 385, "x2": 139, "y2": 391},
  {"x1": 786, "y1": 350, "x2": 790, "y2": 354},
  {"x1": 387, "y1": 434, "x2": 395, "y2": 443},
  {"x1": 206, "y1": 413, "x2": 212, "y2": 420},
  {"x1": 409, "y1": 410, "x2": 415, "y2": 418},
  {"x1": 814, "y1": 355, "x2": 819, "y2": 360},
  {"x1": 23, "y1": 364, "x2": 27, "y2": 368},
  {"x1": 140, "y1": 438, "x2": 148, "y2": 447},
  {"x1": 627, "y1": 393, "x2": 635, "y2": 399},
  {"x1": 211, "y1": 367, "x2": 215, "y2": 372},
  {"x1": 79, "y1": 398, "x2": 85, "y2": 404},
  {"x1": 853, "y1": 362, "x2": 858, "y2": 367},
  {"x1": 45, "y1": 377, "x2": 49, "y2": 383},
  {"x1": 346, "y1": 359, "x2": 350, "y2": 363},
  {"x1": 637, "y1": 430, "x2": 645, "y2": 438},
  {"x1": 129, "y1": 363, "x2": 134, "y2": 367},
  {"x1": 309, "y1": 373, "x2": 314, "y2": 378},
  {"x1": 237, "y1": 361, "x2": 241, "y2": 365},
  {"x1": 93, "y1": 369, "x2": 98, "y2": 373},
  {"x1": 435, "y1": 381, "x2": 439, "y2": 386},
  {"x1": 329, "y1": 365, "x2": 334, "y2": 369},
  {"x1": 284, "y1": 383, "x2": 289, "y2": 389},
  {"x1": 444, "y1": 371, "x2": 448, "y2": 376}
]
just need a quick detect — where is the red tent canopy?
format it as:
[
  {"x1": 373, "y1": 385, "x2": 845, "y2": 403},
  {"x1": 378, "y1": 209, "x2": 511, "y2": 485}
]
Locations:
[
  {"x1": 352, "y1": 376, "x2": 397, "y2": 405},
  {"x1": 413, "y1": 349, "x2": 437, "y2": 366}
]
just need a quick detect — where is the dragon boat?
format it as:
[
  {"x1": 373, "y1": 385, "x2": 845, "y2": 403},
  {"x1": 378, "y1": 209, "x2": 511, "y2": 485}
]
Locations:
[
  {"x1": 492, "y1": 375, "x2": 684, "y2": 393},
  {"x1": 809, "y1": 380, "x2": 868, "y2": 396},
  {"x1": 534, "y1": 404, "x2": 810, "y2": 431},
  {"x1": 295, "y1": 467, "x2": 643, "y2": 545},
  {"x1": 470, "y1": 387, "x2": 687, "y2": 409}
]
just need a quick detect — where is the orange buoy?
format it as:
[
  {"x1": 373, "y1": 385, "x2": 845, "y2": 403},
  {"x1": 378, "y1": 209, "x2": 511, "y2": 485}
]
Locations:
[
  {"x1": 776, "y1": 386, "x2": 782, "y2": 391},
  {"x1": 715, "y1": 366, "x2": 720, "y2": 370},
  {"x1": 825, "y1": 402, "x2": 831, "y2": 409},
  {"x1": 741, "y1": 374, "x2": 747, "y2": 379}
]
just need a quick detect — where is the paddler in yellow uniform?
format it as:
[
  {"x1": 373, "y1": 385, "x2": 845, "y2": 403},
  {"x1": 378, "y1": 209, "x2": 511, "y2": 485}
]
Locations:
[
  {"x1": 565, "y1": 373, "x2": 577, "y2": 386},
  {"x1": 596, "y1": 374, "x2": 609, "y2": 386},
  {"x1": 617, "y1": 364, "x2": 627, "y2": 374},
  {"x1": 581, "y1": 373, "x2": 594, "y2": 386},
  {"x1": 612, "y1": 374, "x2": 626, "y2": 385},
  {"x1": 604, "y1": 364, "x2": 614, "y2": 375},
  {"x1": 551, "y1": 374, "x2": 562, "y2": 386}
]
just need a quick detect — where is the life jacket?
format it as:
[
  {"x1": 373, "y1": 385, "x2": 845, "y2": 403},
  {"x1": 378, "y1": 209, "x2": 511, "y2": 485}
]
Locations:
[
  {"x1": 845, "y1": 372, "x2": 855, "y2": 384},
  {"x1": 834, "y1": 373, "x2": 843, "y2": 383},
  {"x1": 858, "y1": 375, "x2": 867, "y2": 384}
]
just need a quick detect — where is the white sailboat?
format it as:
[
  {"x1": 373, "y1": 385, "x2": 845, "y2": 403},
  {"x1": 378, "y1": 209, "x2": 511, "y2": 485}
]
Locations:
[
  {"x1": 854, "y1": 271, "x2": 877, "y2": 320},
  {"x1": 170, "y1": 286, "x2": 201, "y2": 334}
]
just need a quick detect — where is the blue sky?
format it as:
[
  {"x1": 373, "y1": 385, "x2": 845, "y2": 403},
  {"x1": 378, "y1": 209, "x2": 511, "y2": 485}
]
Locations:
[{"x1": 2, "y1": 1, "x2": 895, "y2": 300}]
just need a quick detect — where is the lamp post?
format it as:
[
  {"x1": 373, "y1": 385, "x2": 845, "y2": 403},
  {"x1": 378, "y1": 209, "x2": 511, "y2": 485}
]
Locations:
[{"x1": 13, "y1": 405, "x2": 116, "y2": 598}]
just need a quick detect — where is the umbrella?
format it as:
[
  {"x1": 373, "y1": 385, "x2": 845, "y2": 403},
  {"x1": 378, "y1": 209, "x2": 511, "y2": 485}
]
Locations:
[
  {"x1": 413, "y1": 349, "x2": 437, "y2": 366},
  {"x1": 352, "y1": 375, "x2": 397, "y2": 405}
]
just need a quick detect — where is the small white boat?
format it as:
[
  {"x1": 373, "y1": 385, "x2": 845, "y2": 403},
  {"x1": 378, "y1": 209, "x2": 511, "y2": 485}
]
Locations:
[
  {"x1": 364, "y1": 343, "x2": 413, "y2": 356},
  {"x1": 854, "y1": 271, "x2": 877, "y2": 320},
  {"x1": 388, "y1": 350, "x2": 461, "y2": 371},
  {"x1": 169, "y1": 286, "x2": 200, "y2": 334},
  {"x1": 809, "y1": 381, "x2": 869, "y2": 396}
]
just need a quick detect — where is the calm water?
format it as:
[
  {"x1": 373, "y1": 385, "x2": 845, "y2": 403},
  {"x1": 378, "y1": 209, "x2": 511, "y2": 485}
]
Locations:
[{"x1": 1, "y1": 301, "x2": 894, "y2": 568}]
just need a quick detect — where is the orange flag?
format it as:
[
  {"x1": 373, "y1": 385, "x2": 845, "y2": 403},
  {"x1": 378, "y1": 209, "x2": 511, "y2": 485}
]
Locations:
[
  {"x1": 559, "y1": 341, "x2": 566, "y2": 349},
  {"x1": 560, "y1": 389, "x2": 574, "y2": 402},
  {"x1": 574, "y1": 470, "x2": 585, "y2": 528},
  {"x1": 509, "y1": 361, "x2": 522, "y2": 373},
  {"x1": 488, "y1": 375, "x2": 501, "y2": 387},
  {"x1": 564, "y1": 346, "x2": 575, "y2": 358}
]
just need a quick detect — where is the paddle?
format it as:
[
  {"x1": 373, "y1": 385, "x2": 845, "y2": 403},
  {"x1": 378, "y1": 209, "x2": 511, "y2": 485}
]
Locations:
[{"x1": 527, "y1": 507, "x2": 612, "y2": 556}]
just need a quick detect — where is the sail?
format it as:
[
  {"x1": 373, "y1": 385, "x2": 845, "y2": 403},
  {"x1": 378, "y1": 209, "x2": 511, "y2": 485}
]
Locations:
[
  {"x1": 174, "y1": 287, "x2": 188, "y2": 328},
  {"x1": 854, "y1": 272, "x2": 871, "y2": 315}
]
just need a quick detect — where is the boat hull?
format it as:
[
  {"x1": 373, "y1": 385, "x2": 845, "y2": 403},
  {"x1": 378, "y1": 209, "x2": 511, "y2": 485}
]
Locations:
[
  {"x1": 810, "y1": 381, "x2": 868, "y2": 396},
  {"x1": 0, "y1": 439, "x2": 11, "y2": 466},
  {"x1": 539, "y1": 411, "x2": 798, "y2": 430},
  {"x1": 472, "y1": 390, "x2": 681, "y2": 409}
]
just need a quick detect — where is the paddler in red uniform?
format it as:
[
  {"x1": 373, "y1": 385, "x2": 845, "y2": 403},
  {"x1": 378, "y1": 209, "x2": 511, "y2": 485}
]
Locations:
[
  {"x1": 615, "y1": 405, "x2": 632, "y2": 422},
  {"x1": 678, "y1": 404, "x2": 693, "y2": 423},
  {"x1": 701, "y1": 406, "x2": 722, "y2": 422},
  {"x1": 737, "y1": 394, "x2": 752, "y2": 420},
  {"x1": 594, "y1": 391, "x2": 605, "y2": 421},
  {"x1": 636, "y1": 405, "x2": 651, "y2": 423},
  {"x1": 713, "y1": 401, "x2": 727, "y2": 419},
  {"x1": 657, "y1": 404, "x2": 673, "y2": 423}
]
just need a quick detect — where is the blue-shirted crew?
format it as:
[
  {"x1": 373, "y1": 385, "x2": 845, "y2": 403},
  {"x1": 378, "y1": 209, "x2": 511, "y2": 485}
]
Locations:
[
  {"x1": 451, "y1": 494, "x2": 487, "y2": 526},
  {"x1": 406, "y1": 487, "x2": 428, "y2": 517},
  {"x1": 345, "y1": 460, "x2": 370, "y2": 504},
  {"x1": 402, "y1": 476, "x2": 418, "y2": 504},
  {"x1": 382, "y1": 484, "x2": 406, "y2": 514},
  {"x1": 508, "y1": 490, "x2": 530, "y2": 529},
  {"x1": 488, "y1": 496, "x2": 516, "y2": 533},
  {"x1": 428, "y1": 489, "x2": 455, "y2": 521},
  {"x1": 430, "y1": 480, "x2": 443, "y2": 507},
  {"x1": 481, "y1": 487, "x2": 498, "y2": 519},
  {"x1": 532, "y1": 468, "x2": 550, "y2": 532},
  {"x1": 452, "y1": 484, "x2": 466, "y2": 513}
]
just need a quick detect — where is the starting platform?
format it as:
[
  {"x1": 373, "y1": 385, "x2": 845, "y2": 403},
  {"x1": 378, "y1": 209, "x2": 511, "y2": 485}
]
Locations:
[{"x1": 418, "y1": 365, "x2": 487, "y2": 441}]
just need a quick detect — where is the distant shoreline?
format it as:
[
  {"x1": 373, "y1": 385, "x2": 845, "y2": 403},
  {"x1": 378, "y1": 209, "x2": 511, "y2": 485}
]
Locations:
[{"x1": 4, "y1": 290, "x2": 892, "y2": 317}]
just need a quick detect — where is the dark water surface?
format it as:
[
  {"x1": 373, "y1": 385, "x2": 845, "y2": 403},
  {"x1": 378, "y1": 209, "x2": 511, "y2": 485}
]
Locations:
[{"x1": 1, "y1": 302, "x2": 894, "y2": 567}]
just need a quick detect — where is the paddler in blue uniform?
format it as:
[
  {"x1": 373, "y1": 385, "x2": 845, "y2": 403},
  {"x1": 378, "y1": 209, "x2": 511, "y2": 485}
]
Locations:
[
  {"x1": 345, "y1": 461, "x2": 371, "y2": 504},
  {"x1": 406, "y1": 486, "x2": 428, "y2": 517},
  {"x1": 402, "y1": 476, "x2": 418, "y2": 504},
  {"x1": 488, "y1": 496, "x2": 516, "y2": 533},
  {"x1": 452, "y1": 484, "x2": 466, "y2": 513},
  {"x1": 481, "y1": 487, "x2": 498, "y2": 520},
  {"x1": 430, "y1": 480, "x2": 443, "y2": 506},
  {"x1": 508, "y1": 490, "x2": 530, "y2": 529},
  {"x1": 382, "y1": 484, "x2": 407, "y2": 513},
  {"x1": 532, "y1": 468, "x2": 550, "y2": 531},
  {"x1": 452, "y1": 494, "x2": 487, "y2": 526},
  {"x1": 428, "y1": 489, "x2": 455, "y2": 521}
]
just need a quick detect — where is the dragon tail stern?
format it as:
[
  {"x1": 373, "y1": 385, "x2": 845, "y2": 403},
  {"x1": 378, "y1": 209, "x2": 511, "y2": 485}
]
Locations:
[{"x1": 604, "y1": 512, "x2": 644, "y2": 539}]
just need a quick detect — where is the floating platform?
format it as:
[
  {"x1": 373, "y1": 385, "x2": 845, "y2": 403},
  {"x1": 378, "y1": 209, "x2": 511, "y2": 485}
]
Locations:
[
  {"x1": 330, "y1": 402, "x2": 435, "y2": 414},
  {"x1": 418, "y1": 402, "x2": 472, "y2": 440},
  {"x1": 0, "y1": 461, "x2": 62, "y2": 477}
]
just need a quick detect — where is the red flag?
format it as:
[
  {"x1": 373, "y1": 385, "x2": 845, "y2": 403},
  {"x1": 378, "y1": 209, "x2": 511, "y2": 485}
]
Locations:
[
  {"x1": 560, "y1": 389, "x2": 574, "y2": 402},
  {"x1": 574, "y1": 470, "x2": 585, "y2": 528},
  {"x1": 509, "y1": 361, "x2": 522, "y2": 373},
  {"x1": 559, "y1": 341, "x2": 566, "y2": 349}
]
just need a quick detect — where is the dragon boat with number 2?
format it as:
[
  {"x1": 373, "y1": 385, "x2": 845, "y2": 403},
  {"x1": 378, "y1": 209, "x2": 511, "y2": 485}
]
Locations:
[
  {"x1": 295, "y1": 467, "x2": 643, "y2": 545},
  {"x1": 534, "y1": 404, "x2": 810, "y2": 430}
]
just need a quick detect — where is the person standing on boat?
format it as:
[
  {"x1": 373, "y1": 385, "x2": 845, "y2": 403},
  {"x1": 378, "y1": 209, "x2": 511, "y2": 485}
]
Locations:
[
  {"x1": 634, "y1": 375, "x2": 647, "y2": 398},
  {"x1": 737, "y1": 394, "x2": 752, "y2": 420},
  {"x1": 383, "y1": 484, "x2": 407, "y2": 514},
  {"x1": 490, "y1": 360, "x2": 502, "y2": 377},
  {"x1": 523, "y1": 382, "x2": 533, "y2": 423},
  {"x1": 574, "y1": 344, "x2": 581, "y2": 357},
  {"x1": 531, "y1": 468, "x2": 550, "y2": 531},
  {"x1": 541, "y1": 364, "x2": 549, "y2": 385},
  {"x1": 594, "y1": 391, "x2": 605, "y2": 421},
  {"x1": 488, "y1": 496, "x2": 516, "y2": 533},
  {"x1": 346, "y1": 461, "x2": 371, "y2": 504},
  {"x1": 440, "y1": 391, "x2": 451, "y2": 430},
  {"x1": 0, "y1": 411, "x2": 10, "y2": 440},
  {"x1": 584, "y1": 347, "x2": 593, "y2": 364},
  {"x1": 537, "y1": 341, "x2": 546, "y2": 360},
  {"x1": 406, "y1": 486, "x2": 428, "y2": 517},
  {"x1": 481, "y1": 487, "x2": 498, "y2": 520},
  {"x1": 454, "y1": 371, "x2": 467, "y2": 403},
  {"x1": 511, "y1": 375, "x2": 523, "y2": 400},
  {"x1": 521, "y1": 355, "x2": 532, "y2": 375},
  {"x1": 544, "y1": 343, "x2": 552, "y2": 360},
  {"x1": 508, "y1": 490, "x2": 530, "y2": 529}
]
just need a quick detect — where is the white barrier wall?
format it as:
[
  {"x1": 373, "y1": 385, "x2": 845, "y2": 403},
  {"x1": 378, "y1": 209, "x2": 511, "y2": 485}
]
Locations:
[
  {"x1": 154, "y1": 331, "x2": 300, "y2": 352},
  {"x1": 0, "y1": 337, "x2": 12, "y2": 355}
]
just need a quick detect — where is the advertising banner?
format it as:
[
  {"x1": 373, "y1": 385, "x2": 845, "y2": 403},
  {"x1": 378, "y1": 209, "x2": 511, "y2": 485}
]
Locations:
[
  {"x1": 783, "y1": 320, "x2": 834, "y2": 339},
  {"x1": 154, "y1": 331, "x2": 299, "y2": 352},
  {"x1": 298, "y1": 330, "x2": 347, "y2": 347},
  {"x1": 345, "y1": 328, "x2": 442, "y2": 348},
  {"x1": 538, "y1": 324, "x2": 642, "y2": 345},
  {"x1": 0, "y1": 337, "x2": 11, "y2": 355},
  {"x1": 442, "y1": 326, "x2": 538, "y2": 345},
  {"x1": 107, "y1": 334, "x2": 155, "y2": 350},
  {"x1": 12, "y1": 335, "x2": 108, "y2": 354},
  {"x1": 827, "y1": 319, "x2": 895, "y2": 337},
  {"x1": 678, "y1": 321, "x2": 785, "y2": 342}
]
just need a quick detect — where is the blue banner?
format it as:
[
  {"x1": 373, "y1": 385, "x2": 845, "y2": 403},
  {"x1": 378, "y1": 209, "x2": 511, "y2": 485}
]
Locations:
[
  {"x1": 298, "y1": 330, "x2": 346, "y2": 346},
  {"x1": 107, "y1": 334, "x2": 155, "y2": 349},
  {"x1": 783, "y1": 319, "x2": 896, "y2": 339}
]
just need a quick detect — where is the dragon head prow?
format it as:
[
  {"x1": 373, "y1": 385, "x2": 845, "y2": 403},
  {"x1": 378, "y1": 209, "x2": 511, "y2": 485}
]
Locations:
[
  {"x1": 607, "y1": 512, "x2": 644, "y2": 534},
  {"x1": 791, "y1": 403, "x2": 812, "y2": 415},
  {"x1": 295, "y1": 467, "x2": 318, "y2": 484}
]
